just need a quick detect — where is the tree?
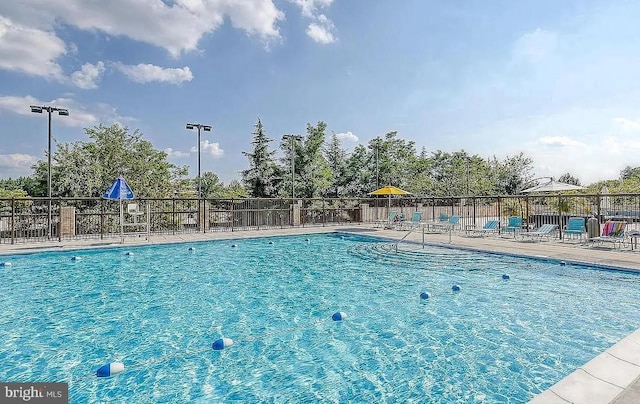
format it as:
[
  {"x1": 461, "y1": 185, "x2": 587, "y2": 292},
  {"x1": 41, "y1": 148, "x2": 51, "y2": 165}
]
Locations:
[
  {"x1": 488, "y1": 153, "x2": 534, "y2": 195},
  {"x1": 241, "y1": 119, "x2": 281, "y2": 198},
  {"x1": 558, "y1": 173, "x2": 581, "y2": 186},
  {"x1": 620, "y1": 166, "x2": 640, "y2": 181},
  {"x1": 31, "y1": 123, "x2": 185, "y2": 198},
  {"x1": 323, "y1": 132, "x2": 348, "y2": 197}
]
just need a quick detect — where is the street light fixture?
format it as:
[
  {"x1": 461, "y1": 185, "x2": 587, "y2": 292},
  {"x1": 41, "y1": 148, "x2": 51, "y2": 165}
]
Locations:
[
  {"x1": 30, "y1": 105, "x2": 69, "y2": 240},
  {"x1": 185, "y1": 123, "x2": 212, "y2": 198},
  {"x1": 282, "y1": 134, "x2": 303, "y2": 199}
]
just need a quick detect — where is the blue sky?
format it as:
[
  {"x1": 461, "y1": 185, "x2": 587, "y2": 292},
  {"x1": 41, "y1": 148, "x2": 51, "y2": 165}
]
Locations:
[{"x1": 1, "y1": 0, "x2": 640, "y2": 185}]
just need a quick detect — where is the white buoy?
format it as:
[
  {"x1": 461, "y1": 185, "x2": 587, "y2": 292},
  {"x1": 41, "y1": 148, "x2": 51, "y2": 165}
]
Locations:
[
  {"x1": 188, "y1": 247, "x2": 195, "y2": 251},
  {"x1": 96, "y1": 362, "x2": 125, "y2": 377},
  {"x1": 332, "y1": 311, "x2": 347, "y2": 321},
  {"x1": 71, "y1": 256, "x2": 82, "y2": 261},
  {"x1": 0, "y1": 262, "x2": 11, "y2": 267},
  {"x1": 125, "y1": 251, "x2": 133, "y2": 256},
  {"x1": 212, "y1": 337, "x2": 234, "y2": 350}
]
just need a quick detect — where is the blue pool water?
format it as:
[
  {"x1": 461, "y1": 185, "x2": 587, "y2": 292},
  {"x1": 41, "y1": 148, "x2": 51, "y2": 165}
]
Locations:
[{"x1": 1, "y1": 233, "x2": 640, "y2": 403}]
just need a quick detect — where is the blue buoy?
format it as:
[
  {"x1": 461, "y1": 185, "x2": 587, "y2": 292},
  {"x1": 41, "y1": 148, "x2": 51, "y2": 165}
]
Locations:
[
  {"x1": 212, "y1": 337, "x2": 234, "y2": 350},
  {"x1": 188, "y1": 247, "x2": 195, "y2": 251},
  {"x1": 419, "y1": 291, "x2": 431, "y2": 300},
  {"x1": 340, "y1": 235, "x2": 345, "y2": 239},
  {"x1": 268, "y1": 241, "x2": 273, "y2": 245},
  {"x1": 231, "y1": 244, "x2": 237, "y2": 248},
  {"x1": 0, "y1": 262, "x2": 11, "y2": 267},
  {"x1": 305, "y1": 238, "x2": 310, "y2": 242},
  {"x1": 125, "y1": 252, "x2": 133, "y2": 256},
  {"x1": 331, "y1": 311, "x2": 346, "y2": 321},
  {"x1": 452, "y1": 284, "x2": 461, "y2": 292},
  {"x1": 502, "y1": 274, "x2": 510, "y2": 280},
  {"x1": 71, "y1": 256, "x2": 81, "y2": 261},
  {"x1": 96, "y1": 362, "x2": 125, "y2": 377},
  {"x1": 560, "y1": 261, "x2": 566, "y2": 266}
]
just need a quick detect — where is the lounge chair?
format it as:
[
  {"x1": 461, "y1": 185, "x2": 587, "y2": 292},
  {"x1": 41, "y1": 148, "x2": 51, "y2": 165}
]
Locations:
[
  {"x1": 521, "y1": 223, "x2": 558, "y2": 241},
  {"x1": 589, "y1": 220, "x2": 627, "y2": 249},
  {"x1": 501, "y1": 216, "x2": 523, "y2": 238},
  {"x1": 374, "y1": 211, "x2": 399, "y2": 228},
  {"x1": 429, "y1": 215, "x2": 460, "y2": 233},
  {"x1": 398, "y1": 211, "x2": 423, "y2": 230},
  {"x1": 465, "y1": 220, "x2": 499, "y2": 237},
  {"x1": 563, "y1": 217, "x2": 586, "y2": 242}
]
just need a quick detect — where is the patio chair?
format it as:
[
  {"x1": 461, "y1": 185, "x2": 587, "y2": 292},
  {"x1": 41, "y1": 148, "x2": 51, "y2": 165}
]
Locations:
[
  {"x1": 589, "y1": 220, "x2": 627, "y2": 249},
  {"x1": 501, "y1": 216, "x2": 523, "y2": 238},
  {"x1": 465, "y1": 220, "x2": 499, "y2": 237},
  {"x1": 398, "y1": 211, "x2": 423, "y2": 230},
  {"x1": 521, "y1": 223, "x2": 558, "y2": 242},
  {"x1": 429, "y1": 215, "x2": 460, "y2": 233},
  {"x1": 563, "y1": 217, "x2": 586, "y2": 242},
  {"x1": 373, "y1": 211, "x2": 399, "y2": 228}
]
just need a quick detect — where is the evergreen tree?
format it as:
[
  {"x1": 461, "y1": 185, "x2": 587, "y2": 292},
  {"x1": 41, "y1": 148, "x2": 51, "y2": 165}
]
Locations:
[
  {"x1": 241, "y1": 119, "x2": 281, "y2": 197},
  {"x1": 323, "y1": 132, "x2": 348, "y2": 197}
]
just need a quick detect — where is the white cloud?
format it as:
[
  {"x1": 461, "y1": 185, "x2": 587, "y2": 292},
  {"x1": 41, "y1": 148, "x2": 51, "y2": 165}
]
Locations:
[
  {"x1": 291, "y1": 0, "x2": 337, "y2": 44},
  {"x1": 0, "y1": 1, "x2": 284, "y2": 58},
  {"x1": 113, "y1": 63, "x2": 193, "y2": 84},
  {"x1": 537, "y1": 136, "x2": 586, "y2": 147},
  {"x1": 306, "y1": 14, "x2": 336, "y2": 44},
  {"x1": 70, "y1": 61, "x2": 105, "y2": 89},
  {"x1": 511, "y1": 28, "x2": 557, "y2": 65},
  {"x1": 0, "y1": 95, "x2": 132, "y2": 128},
  {"x1": 291, "y1": 0, "x2": 334, "y2": 18},
  {"x1": 164, "y1": 148, "x2": 190, "y2": 158},
  {"x1": 613, "y1": 117, "x2": 640, "y2": 133},
  {"x1": 335, "y1": 131, "x2": 358, "y2": 142},
  {"x1": 190, "y1": 140, "x2": 223, "y2": 157},
  {"x1": 0, "y1": 153, "x2": 38, "y2": 169},
  {"x1": 0, "y1": 16, "x2": 66, "y2": 79}
]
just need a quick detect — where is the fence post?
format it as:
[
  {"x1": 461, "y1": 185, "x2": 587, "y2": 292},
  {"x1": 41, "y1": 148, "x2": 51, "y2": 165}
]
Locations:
[
  {"x1": 497, "y1": 197, "x2": 502, "y2": 235},
  {"x1": 322, "y1": 198, "x2": 326, "y2": 227},
  {"x1": 10, "y1": 197, "x2": 15, "y2": 245},
  {"x1": 100, "y1": 199, "x2": 105, "y2": 240},
  {"x1": 58, "y1": 197, "x2": 62, "y2": 242},
  {"x1": 231, "y1": 199, "x2": 235, "y2": 232}
]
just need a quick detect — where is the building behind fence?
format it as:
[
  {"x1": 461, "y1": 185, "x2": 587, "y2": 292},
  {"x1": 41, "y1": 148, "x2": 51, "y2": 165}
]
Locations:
[{"x1": 1, "y1": 193, "x2": 638, "y2": 244}]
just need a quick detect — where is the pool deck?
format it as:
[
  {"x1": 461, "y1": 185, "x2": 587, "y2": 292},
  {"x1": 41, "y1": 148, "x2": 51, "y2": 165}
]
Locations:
[{"x1": 2, "y1": 224, "x2": 640, "y2": 403}]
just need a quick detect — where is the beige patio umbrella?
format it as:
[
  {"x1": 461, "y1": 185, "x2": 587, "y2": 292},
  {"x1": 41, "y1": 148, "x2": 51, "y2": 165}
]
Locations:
[
  {"x1": 521, "y1": 178, "x2": 584, "y2": 193},
  {"x1": 369, "y1": 185, "x2": 412, "y2": 209}
]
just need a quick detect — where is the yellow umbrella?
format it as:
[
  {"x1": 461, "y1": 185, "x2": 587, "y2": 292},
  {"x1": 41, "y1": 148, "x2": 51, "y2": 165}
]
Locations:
[{"x1": 369, "y1": 185, "x2": 412, "y2": 208}]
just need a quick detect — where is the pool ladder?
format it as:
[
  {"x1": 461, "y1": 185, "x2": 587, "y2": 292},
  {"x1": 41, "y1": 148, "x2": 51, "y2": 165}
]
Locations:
[{"x1": 393, "y1": 224, "x2": 421, "y2": 252}]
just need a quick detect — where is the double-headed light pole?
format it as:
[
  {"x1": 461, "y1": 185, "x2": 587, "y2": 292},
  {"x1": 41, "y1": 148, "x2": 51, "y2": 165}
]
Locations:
[
  {"x1": 30, "y1": 105, "x2": 69, "y2": 239},
  {"x1": 282, "y1": 134, "x2": 303, "y2": 199},
  {"x1": 185, "y1": 123, "x2": 212, "y2": 198}
]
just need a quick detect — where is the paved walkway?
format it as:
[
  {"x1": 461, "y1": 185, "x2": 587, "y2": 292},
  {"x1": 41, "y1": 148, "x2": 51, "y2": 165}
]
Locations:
[{"x1": 2, "y1": 224, "x2": 640, "y2": 403}]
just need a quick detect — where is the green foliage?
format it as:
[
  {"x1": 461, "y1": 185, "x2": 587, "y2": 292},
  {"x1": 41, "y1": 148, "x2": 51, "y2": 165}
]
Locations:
[
  {"x1": 241, "y1": 119, "x2": 281, "y2": 197},
  {"x1": 31, "y1": 123, "x2": 182, "y2": 198},
  {"x1": 557, "y1": 173, "x2": 581, "y2": 186}
]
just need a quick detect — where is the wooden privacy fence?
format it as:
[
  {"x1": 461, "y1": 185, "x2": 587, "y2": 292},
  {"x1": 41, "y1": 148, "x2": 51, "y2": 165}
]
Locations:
[{"x1": 0, "y1": 193, "x2": 638, "y2": 244}]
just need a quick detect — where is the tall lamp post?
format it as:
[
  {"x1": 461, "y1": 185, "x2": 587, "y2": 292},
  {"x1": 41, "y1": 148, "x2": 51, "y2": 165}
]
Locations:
[
  {"x1": 30, "y1": 105, "x2": 69, "y2": 240},
  {"x1": 185, "y1": 123, "x2": 212, "y2": 198},
  {"x1": 282, "y1": 134, "x2": 303, "y2": 199}
]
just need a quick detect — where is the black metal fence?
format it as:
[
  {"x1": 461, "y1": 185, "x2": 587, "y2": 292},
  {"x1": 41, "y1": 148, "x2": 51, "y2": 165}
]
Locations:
[{"x1": 0, "y1": 194, "x2": 637, "y2": 244}]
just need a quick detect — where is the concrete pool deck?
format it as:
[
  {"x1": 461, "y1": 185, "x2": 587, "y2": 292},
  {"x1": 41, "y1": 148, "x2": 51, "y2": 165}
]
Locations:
[{"x1": 2, "y1": 224, "x2": 640, "y2": 403}]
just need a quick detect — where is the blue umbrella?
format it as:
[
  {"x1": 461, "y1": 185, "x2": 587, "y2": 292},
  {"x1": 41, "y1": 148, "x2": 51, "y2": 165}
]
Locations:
[
  {"x1": 103, "y1": 175, "x2": 135, "y2": 200},
  {"x1": 102, "y1": 176, "x2": 135, "y2": 243}
]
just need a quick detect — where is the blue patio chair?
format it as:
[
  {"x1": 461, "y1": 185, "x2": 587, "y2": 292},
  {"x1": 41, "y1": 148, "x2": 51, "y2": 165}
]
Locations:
[
  {"x1": 399, "y1": 211, "x2": 423, "y2": 230},
  {"x1": 501, "y1": 216, "x2": 523, "y2": 238},
  {"x1": 374, "y1": 211, "x2": 399, "y2": 228},
  {"x1": 563, "y1": 217, "x2": 586, "y2": 242},
  {"x1": 430, "y1": 215, "x2": 460, "y2": 233},
  {"x1": 465, "y1": 220, "x2": 499, "y2": 237},
  {"x1": 521, "y1": 223, "x2": 558, "y2": 241}
]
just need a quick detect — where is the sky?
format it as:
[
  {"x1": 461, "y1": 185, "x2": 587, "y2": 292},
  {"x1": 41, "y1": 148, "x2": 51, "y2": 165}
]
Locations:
[{"x1": 1, "y1": 0, "x2": 640, "y2": 186}]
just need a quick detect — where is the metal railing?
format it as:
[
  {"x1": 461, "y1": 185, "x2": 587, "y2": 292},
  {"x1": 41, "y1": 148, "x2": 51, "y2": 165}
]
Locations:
[{"x1": 0, "y1": 194, "x2": 637, "y2": 244}]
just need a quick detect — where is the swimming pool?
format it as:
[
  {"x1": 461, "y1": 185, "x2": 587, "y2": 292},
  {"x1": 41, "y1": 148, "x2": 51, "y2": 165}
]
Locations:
[{"x1": 1, "y1": 233, "x2": 639, "y2": 402}]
